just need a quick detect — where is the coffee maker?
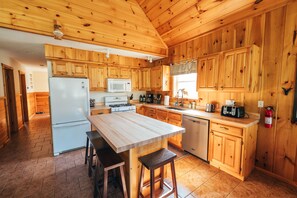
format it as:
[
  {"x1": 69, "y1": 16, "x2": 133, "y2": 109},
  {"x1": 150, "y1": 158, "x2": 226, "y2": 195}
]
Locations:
[
  {"x1": 146, "y1": 94, "x2": 154, "y2": 103},
  {"x1": 156, "y1": 94, "x2": 162, "y2": 104}
]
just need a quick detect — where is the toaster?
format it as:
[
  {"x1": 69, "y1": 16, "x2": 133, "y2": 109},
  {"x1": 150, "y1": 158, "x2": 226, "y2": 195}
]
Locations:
[{"x1": 221, "y1": 105, "x2": 245, "y2": 118}]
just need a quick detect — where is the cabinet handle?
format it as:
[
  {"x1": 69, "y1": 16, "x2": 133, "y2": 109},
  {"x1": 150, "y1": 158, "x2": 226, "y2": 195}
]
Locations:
[
  {"x1": 220, "y1": 126, "x2": 229, "y2": 130},
  {"x1": 98, "y1": 112, "x2": 104, "y2": 115},
  {"x1": 218, "y1": 144, "x2": 221, "y2": 146}
]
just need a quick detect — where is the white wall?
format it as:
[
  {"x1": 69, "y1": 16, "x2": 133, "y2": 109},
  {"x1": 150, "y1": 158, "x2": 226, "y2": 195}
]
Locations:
[
  {"x1": 0, "y1": 49, "x2": 24, "y2": 97},
  {"x1": 90, "y1": 91, "x2": 145, "y2": 104},
  {"x1": 32, "y1": 71, "x2": 49, "y2": 92}
]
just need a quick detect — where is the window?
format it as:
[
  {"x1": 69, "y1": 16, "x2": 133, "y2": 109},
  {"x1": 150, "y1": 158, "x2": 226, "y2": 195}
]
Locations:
[{"x1": 173, "y1": 73, "x2": 198, "y2": 99}]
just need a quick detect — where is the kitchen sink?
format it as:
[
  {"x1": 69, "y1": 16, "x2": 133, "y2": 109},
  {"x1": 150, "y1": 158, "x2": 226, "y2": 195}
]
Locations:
[{"x1": 165, "y1": 107, "x2": 187, "y2": 111}]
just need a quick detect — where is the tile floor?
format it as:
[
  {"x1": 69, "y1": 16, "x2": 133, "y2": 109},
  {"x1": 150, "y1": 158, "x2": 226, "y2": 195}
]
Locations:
[{"x1": 0, "y1": 114, "x2": 296, "y2": 198}]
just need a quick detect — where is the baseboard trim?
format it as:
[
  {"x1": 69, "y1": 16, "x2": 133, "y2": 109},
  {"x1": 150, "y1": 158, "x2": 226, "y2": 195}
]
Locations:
[{"x1": 255, "y1": 167, "x2": 297, "y2": 188}]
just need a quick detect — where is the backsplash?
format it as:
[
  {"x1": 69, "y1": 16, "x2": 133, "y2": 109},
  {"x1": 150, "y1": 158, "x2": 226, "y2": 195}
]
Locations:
[{"x1": 90, "y1": 91, "x2": 146, "y2": 104}]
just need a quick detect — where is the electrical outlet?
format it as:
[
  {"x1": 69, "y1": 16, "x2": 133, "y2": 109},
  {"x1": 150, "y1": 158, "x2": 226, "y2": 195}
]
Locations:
[{"x1": 258, "y1": 100, "x2": 264, "y2": 108}]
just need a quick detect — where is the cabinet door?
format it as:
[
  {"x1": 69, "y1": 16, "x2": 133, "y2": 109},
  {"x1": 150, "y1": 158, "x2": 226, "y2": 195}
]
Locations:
[
  {"x1": 52, "y1": 61, "x2": 71, "y2": 76},
  {"x1": 144, "y1": 107, "x2": 156, "y2": 119},
  {"x1": 197, "y1": 55, "x2": 219, "y2": 90},
  {"x1": 156, "y1": 109, "x2": 168, "y2": 122},
  {"x1": 139, "y1": 68, "x2": 151, "y2": 91},
  {"x1": 223, "y1": 134, "x2": 242, "y2": 174},
  {"x1": 162, "y1": 66, "x2": 170, "y2": 91},
  {"x1": 221, "y1": 52, "x2": 235, "y2": 89},
  {"x1": 88, "y1": 65, "x2": 107, "y2": 91},
  {"x1": 108, "y1": 66, "x2": 119, "y2": 78},
  {"x1": 211, "y1": 131, "x2": 224, "y2": 163},
  {"x1": 131, "y1": 69, "x2": 139, "y2": 91},
  {"x1": 233, "y1": 49, "x2": 248, "y2": 89},
  {"x1": 151, "y1": 66, "x2": 162, "y2": 90},
  {"x1": 71, "y1": 63, "x2": 87, "y2": 77},
  {"x1": 120, "y1": 68, "x2": 131, "y2": 78}
]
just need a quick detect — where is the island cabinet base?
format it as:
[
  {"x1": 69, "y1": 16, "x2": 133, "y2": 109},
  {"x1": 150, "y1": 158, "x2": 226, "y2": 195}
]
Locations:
[{"x1": 119, "y1": 139, "x2": 168, "y2": 198}]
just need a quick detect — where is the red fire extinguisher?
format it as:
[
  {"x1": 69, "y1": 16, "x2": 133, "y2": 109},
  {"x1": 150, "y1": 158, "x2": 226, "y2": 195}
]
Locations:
[{"x1": 265, "y1": 106, "x2": 273, "y2": 128}]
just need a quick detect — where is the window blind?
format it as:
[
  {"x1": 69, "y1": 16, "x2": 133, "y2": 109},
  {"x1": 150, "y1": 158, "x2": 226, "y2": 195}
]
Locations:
[{"x1": 170, "y1": 60, "x2": 197, "y2": 76}]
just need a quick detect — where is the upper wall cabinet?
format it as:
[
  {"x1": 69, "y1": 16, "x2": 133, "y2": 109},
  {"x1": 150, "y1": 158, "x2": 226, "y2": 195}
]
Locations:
[
  {"x1": 52, "y1": 61, "x2": 87, "y2": 78},
  {"x1": 151, "y1": 65, "x2": 170, "y2": 91},
  {"x1": 197, "y1": 54, "x2": 219, "y2": 91},
  {"x1": 219, "y1": 45, "x2": 260, "y2": 92},
  {"x1": 88, "y1": 64, "x2": 107, "y2": 91},
  {"x1": 131, "y1": 69, "x2": 139, "y2": 91},
  {"x1": 139, "y1": 68, "x2": 151, "y2": 91}
]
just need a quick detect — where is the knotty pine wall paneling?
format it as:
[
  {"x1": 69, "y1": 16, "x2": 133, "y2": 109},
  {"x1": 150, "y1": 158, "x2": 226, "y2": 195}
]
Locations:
[
  {"x1": 0, "y1": 97, "x2": 9, "y2": 148},
  {"x1": 160, "y1": 3, "x2": 297, "y2": 184},
  {"x1": 35, "y1": 92, "x2": 49, "y2": 113},
  {"x1": 15, "y1": 94, "x2": 23, "y2": 129},
  {"x1": 27, "y1": 92, "x2": 36, "y2": 118}
]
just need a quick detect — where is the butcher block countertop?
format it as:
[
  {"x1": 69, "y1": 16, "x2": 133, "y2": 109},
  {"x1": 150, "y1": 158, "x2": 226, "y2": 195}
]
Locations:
[
  {"x1": 88, "y1": 112, "x2": 185, "y2": 153},
  {"x1": 136, "y1": 103, "x2": 259, "y2": 128}
]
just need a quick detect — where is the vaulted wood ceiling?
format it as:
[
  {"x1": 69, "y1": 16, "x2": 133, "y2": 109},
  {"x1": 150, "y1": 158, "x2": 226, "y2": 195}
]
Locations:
[
  {"x1": 136, "y1": 0, "x2": 289, "y2": 46},
  {"x1": 0, "y1": 0, "x2": 290, "y2": 57},
  {"x1": 0, "y1": 0, "x2": 167, "y2": 57}
]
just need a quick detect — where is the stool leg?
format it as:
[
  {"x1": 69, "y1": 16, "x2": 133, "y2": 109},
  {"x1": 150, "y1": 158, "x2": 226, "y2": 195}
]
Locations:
[
  {"x1": 150, "y1": 169, "x2": 155, "y2": 198},
  {"x1": 93, "y1": 159, "x2": 99, "y2": 198},
  {"x1": 160, "y1": 166, "x2": 164, "y2": 189},
  {"x1": 89, "y1": 144, "x2": 94, "y2": 177},
  {"x1": 138, "y1": 165, "x2": 145, "y2": 197},
  {"x1": 103, "y1": 169, "x2": 108, "y2": 198},
  {"x1": 85, "y1": 137, "x2": 89, "y2": 164},
  {"x1": 119, "y1": 166, "x2": 128, "y2": 198},
  {"x1": 170, "y1": 161, "x2": 178, "y2": 198}
]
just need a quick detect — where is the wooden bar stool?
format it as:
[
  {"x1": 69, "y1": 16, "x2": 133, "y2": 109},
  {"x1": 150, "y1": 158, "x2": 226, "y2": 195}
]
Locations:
[
  {"x1": 85, "y1": 131, "x2": 106, "y2": 177},
  {"x1": 138, "y1": 148, "x2": 178, "y2": 198},
  {"x1": 94, "y1": 147, "x2": 128, "y2": 198}
]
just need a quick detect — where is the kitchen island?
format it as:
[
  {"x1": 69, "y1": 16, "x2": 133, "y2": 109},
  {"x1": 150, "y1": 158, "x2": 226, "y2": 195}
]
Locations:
[{"x1": 88, "y1": 112, "x2": 185, "y2": 198}]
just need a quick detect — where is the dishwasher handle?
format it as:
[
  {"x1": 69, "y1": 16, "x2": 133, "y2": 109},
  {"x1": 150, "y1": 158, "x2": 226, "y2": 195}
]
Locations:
[{"x1": 183, "y1": 116, "x2": 209, "y2": 125}]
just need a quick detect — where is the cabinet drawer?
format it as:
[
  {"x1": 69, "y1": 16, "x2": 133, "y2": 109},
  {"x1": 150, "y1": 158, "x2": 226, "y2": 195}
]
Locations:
[
  {"x1": 168, "y1": 119, "x2": 182, "y2": 127},
  {"x1": 144, "y1": 107, "x2": 156, "y2": 114},
  {"x1": 91, "y1": 109, "x2": 110, "y2": 115},
  {"x1": 156, "y1": 109, "x2": 168, "y2": 122},
  {"x1": 168, "y1": 112, "x2": 182, "y2": 121},
  {"x1": 211, "y1": 122, "x2": 242, "y2": 137}
]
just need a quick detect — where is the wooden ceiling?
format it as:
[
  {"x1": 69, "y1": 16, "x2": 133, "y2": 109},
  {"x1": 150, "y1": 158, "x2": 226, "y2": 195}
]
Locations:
[
  {"x1": 137, "y1": 0, "x2": 290, "y2": 46},
  {"x1": 0, "y1": 0, "x2": 290, "y2": 57},
  {"x1": 0, "y1": 0, "x2": 167, "y2": 57}
]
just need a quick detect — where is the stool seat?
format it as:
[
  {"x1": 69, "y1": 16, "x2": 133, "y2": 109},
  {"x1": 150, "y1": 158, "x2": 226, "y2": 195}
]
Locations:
[
  {"x1": 138, "y1": 148, "x2": 178, "y2": 198},
  {"x1": 139, "y1": 148, "x2": 176, "y2": 170},
  {"x1": 97, "y1": 148, "x2": 125, "y2": 170},
  {"x1": 94, "y1": 147, "x2": 128, "y2": 198}
]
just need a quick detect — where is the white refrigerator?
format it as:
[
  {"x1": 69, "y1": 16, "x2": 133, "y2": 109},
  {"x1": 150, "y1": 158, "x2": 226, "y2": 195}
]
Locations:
[{"x1": 49, "y1": 77, "x2": 90, "y2": 156}]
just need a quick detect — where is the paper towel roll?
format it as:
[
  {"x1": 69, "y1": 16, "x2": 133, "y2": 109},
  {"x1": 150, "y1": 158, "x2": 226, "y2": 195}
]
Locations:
[{"x1": 164, "y1": 96, "x2": 170, "y2": 106}]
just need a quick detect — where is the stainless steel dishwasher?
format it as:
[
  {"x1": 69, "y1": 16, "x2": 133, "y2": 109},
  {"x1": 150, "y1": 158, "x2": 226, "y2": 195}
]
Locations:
[{"x1": 182, "y1": 115, "x2": 209, "y2": 161}]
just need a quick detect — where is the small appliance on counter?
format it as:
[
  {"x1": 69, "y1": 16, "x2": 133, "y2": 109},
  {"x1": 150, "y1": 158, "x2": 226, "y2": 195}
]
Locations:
[
  {"x1": 205, "y1": 104, "x2": 215, "y2": 112},
  {"x1": 90, "y1": 98, "x2": 95, "y2": 107},
  {"x1": 146, "y1": 94, "x2": 154, "y2": 103},
  {"x1": 164, "y1": 96, "x2": 170, "y2": 106},
  {"x1": 221, "y1": 105, "x2": 245, "y2": 118},
  {"x1": 156, "y1": 94, "x2": 162, "y2": 104}
]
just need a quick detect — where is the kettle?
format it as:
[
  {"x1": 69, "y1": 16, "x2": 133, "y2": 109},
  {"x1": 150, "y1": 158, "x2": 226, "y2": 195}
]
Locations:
[{"x1": 206, "y1": 104, "x2": 215, "y2": 112}]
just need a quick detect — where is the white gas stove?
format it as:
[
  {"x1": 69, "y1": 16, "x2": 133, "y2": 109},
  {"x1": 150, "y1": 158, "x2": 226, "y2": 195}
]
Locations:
[{"x1": 105, "y1": 96, "x2": 136, "y2": 113}]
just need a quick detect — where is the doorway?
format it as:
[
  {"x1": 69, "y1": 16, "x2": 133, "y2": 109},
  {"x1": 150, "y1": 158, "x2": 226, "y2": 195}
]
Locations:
[
  {"x1": 2, "y1": 64, "x2": 18, "y2": 134},
  {"x1": 19, "y1": 71, "x2": 29, "y2": 123}
]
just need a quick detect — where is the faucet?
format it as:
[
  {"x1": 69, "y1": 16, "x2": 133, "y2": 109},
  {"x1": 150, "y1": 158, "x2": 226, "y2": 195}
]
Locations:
[{"x1": 175, "y1": 89, "x2": 185, "y2": 107}]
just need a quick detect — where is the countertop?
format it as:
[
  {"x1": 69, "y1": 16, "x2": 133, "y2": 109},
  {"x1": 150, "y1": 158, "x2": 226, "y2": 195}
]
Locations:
[
  {"x1": 88, "y1": 112, "x2": 185, "y2": 153},
  {"x1": 135, "y1": 103, "x2": 260, "y2": 128},
  {"x1": 90, "y1": 103, "x2": 259, "y2": 128}
]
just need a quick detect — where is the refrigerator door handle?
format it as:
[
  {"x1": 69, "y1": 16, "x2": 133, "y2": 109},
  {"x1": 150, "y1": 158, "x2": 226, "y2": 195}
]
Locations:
[
  {"x1": 53, "y1": 121, "x2": 90, "y2": 128},
  {"x1": 86, "y1": 85, "x2": 90, "y2": 116}
]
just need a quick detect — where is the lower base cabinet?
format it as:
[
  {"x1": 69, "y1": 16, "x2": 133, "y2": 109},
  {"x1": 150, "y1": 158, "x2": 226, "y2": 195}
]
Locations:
[{"x1": 208, "y1": 122, "x2": 258, "y2": 180}]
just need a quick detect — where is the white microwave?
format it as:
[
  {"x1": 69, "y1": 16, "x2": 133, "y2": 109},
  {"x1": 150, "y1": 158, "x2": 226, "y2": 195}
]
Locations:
[{"x1": 107, "y1": 78, "x2": 131, "y2": 93}]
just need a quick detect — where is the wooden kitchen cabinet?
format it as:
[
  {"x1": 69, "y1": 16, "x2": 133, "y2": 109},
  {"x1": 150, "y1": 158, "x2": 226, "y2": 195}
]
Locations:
[
  {"x1": 52, "y1": 61, "x2": 87, "y2": 77},
  {"x1": 151, "y1": 65, "x2": 170, "y2": 91},
  {"x1": 197, "y1": 54, "x2": 219, "y2": 91},
  {"x1": 139, "y1": 68, "x2": 151, "y2": 91},
  {"x1": 131, "y1": 69, "x2": 139, "y2": 91},
  {"x1": 52, "y1": 61, "x2": 71, "y2": 76},
  {"x1": 71, "y1": 62, "x2": 88, "y2": 77},
  {"x1": 208, "y1": 122, "x2": 258, "y2": 180},
  {"x1": 136, "y1": 106, "x2": 144, "y2": 115},
  {"x1": 143, "y1": 106, "x2": 156, "y2": 119},
  {"x1": 219, "y1": 45, "x2": 260, "y2": 92},
  {"x1": 88, "y1": 64, "x2": 107, "y2": 91},
  {"x1": 167, "y1": 112, "x2": 182, "y2": 149},
  {"x1": 120, "y1": 68, "x2": 131, "y2": 78},
  {"x1": 156, "y1": 109, "x2": 168, "y2": 122},
  {"x1": 107, "y1": 66, "x2": 119, "y2": 78}
]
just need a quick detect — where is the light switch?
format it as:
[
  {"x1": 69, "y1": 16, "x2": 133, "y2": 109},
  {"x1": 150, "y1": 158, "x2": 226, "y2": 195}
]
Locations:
[{"x1": 258, "y1": 100, "x2": 264, "y2": 108}]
